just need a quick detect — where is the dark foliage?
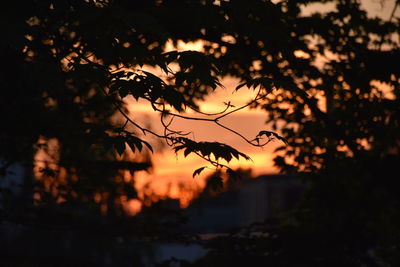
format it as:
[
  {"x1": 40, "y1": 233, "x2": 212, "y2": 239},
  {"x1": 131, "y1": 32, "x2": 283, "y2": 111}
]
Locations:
[{"x1": 1, "y1": 0, "x2": 400, "y2": 266}]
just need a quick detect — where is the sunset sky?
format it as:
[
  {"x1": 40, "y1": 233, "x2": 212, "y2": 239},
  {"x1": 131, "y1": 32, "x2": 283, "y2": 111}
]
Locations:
[
  {"x1": 127, "y1": 74, "x2": 282, "y2": 209},
  {"x1": 5, "y1": 1, "x2": 399, "y2": 264},
  {"x1": 119, "y1": 0, "x2": 399, "y2": 213}
]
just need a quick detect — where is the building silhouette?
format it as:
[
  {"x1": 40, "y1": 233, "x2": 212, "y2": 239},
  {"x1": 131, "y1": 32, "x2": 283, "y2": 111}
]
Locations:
[{"x1": 182, "y1": 174, "x2": 308, "y2": 234}]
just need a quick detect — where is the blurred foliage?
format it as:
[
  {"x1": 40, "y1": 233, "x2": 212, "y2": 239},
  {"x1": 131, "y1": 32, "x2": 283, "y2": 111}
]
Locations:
[
  {"x1": 0, "y1": 0, "x2": 254, "y2": 221},
  {"x1": 183, "y1": 0, "x2": 398, "y2": 266},
  {"x1": 1, "y1": 0, "x2": 400, "y2": 266},
  {"x1": 0, "y1": 0, "x2": 280, "y2": 221}
]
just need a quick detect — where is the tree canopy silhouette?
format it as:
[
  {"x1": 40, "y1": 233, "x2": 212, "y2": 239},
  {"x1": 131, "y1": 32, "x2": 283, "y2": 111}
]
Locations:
[
  {"x1": 0, "y1": 0, "x2": 288, "y2": 220},
  {"x1": 1, "y1": 0, "x2": 400, "y2": 265},
  {"x1": 179, "y1": 0, "x2": 399, "y2": 266}
]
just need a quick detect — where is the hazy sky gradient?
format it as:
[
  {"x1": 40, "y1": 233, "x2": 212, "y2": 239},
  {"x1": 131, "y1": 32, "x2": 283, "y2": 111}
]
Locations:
[{"x1": 126, "y1": 0, "x2": 399, "y2": 209}]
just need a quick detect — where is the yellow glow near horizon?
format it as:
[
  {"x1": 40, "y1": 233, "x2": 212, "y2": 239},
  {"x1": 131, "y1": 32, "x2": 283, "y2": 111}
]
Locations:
[
  {"x1": 164, "y1": 39, "x2": 204, "y2": 53},
  {"x1": 122, "y1": 37, "x2": 283, "y2": 210},
  {"x1": 30, "y1": 0, "x2": 399, "y2": 216},
  {"x1": 127, "y1": 87, "x2": 282, "y2": 209},
  {"x1": 132, "y1": 146, "x2": 279, "y2": 209}
]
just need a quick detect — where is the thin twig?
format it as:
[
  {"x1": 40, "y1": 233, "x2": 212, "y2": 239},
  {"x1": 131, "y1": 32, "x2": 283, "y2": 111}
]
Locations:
[{"x1": 75, "y1": 51, "x2": 274, "y2": 169}]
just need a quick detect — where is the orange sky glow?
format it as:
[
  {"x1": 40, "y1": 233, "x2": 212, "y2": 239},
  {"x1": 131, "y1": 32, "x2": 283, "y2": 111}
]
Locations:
[
  {"x1": 125, "y1": 74, "x2": 282, "y2": 213},
  {"x1": 114, "y1": 39, "x2": 285, "y2": 213},
  {"x1": 125, "y1": 0, "x2": 399, "y2": 213},
  {"x1": 33, "y1": 0, "x2": 398, "y2": 215}
]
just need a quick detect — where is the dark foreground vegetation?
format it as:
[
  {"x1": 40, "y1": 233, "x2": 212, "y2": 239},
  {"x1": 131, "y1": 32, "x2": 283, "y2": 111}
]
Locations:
[{"x1": 1, "y1": 0, "x2": 399, "y2": 266}]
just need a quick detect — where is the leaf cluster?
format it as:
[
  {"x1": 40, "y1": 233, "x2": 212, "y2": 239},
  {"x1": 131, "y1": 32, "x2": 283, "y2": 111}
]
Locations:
[{"x1": 174, "y1": 137, "x2": 251, "y2": 175}]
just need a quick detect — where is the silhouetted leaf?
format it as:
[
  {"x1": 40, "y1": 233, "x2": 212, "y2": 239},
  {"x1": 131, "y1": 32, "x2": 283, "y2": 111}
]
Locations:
[
  {"x1": 235, "y1": 77, "x2": 274, "y2": 93},
  {"x1": 192, "y1": 166, "x2": 206, "y2": 178},
  {"x1": 142, "y1": 140, "x2": 153, "y2": 153},
  {"x1": 162, "y1": 86, "x2": 186, "y2": 111},
  {"x1": 126, "y1": 135, "x2": 153, "y2": 153},
  {"x1": 113, "y1": 136, "x2": 126, "y2": 156},
  {"x1": 257, "y1": 130, "x2": 288, "y2": 145}
]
